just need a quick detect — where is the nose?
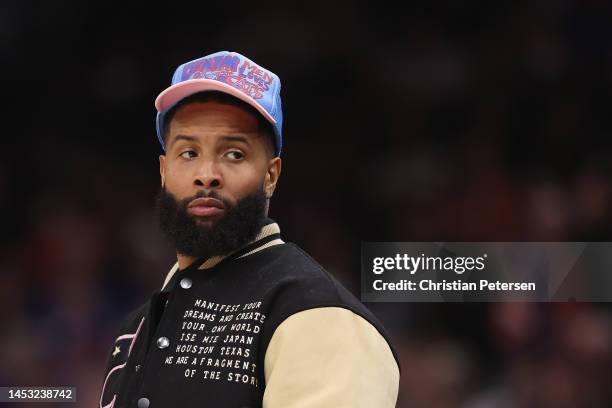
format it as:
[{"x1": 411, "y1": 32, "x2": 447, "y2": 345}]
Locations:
[{"x1": 194, "y1": 160, "x2": 222, "y2": 189}]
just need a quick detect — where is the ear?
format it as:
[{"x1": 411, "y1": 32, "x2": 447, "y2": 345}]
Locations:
[
  {"x1": 159, "y1": 154, "x2": 166, "y2": 188},
  {"x1": 264, "y1": 157, "x2": 282, "y2": 198}
]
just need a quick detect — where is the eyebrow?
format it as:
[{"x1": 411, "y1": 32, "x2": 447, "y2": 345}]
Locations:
[
  {"x1": 169, "y1": 134, "x2": 254, "y2": 150},
  {"x1": 220, "y1": 135, "x2": 251, "y2": 146},
  {"x1": 169, "y1": 135, "x2": 198, "y2": 148}
]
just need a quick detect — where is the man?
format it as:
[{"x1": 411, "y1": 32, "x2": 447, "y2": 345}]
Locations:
[{"x1": 100, "y1": 51, "x2": 400, "y2": 408}]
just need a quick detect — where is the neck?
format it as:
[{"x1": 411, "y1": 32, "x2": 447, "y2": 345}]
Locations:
[{"x1": 177, "y1": 253, "x2": 198, "y2": 270}]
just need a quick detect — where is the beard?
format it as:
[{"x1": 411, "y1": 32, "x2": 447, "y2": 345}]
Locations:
[{"x1": 155, "y1": 185, "x2": 268, "y2": 259}]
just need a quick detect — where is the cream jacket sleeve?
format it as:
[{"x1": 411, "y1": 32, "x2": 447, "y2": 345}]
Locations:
[{"x1": 263, "y1": 307, "x2": 400, "y2": 408}]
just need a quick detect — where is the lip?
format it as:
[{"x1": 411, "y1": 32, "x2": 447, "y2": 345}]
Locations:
[
  {"x1": 187, "y1": 197, "x2": 225, "y2": 218},
  {"x1": 188, "y1": 197, "x2": 225, "y2": 209}
]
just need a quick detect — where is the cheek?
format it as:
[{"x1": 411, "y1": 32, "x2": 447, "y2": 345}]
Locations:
[
  {"x1": 223, "y1": 164, "x2": 265, "y2": 197},
  {"x1": 163, "y1": 164, "x2": 192, "y2": 193}
]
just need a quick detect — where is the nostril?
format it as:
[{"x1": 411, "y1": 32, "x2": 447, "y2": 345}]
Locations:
[{"x1": 210, "y1": 179, "x2": 221, "y2": 188}]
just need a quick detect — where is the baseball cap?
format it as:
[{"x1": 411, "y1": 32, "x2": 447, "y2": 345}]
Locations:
[{"x1": 155, "y1": 51, "x2": 283, "y2": 156}]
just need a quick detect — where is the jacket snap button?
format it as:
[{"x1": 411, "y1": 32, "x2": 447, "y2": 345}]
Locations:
[
  {"x1": 180, "y1": 277, "x2": 193, "y2": 289},
  {"x1": 137, "y1": 397, "x2": 150, "y2": 408},
  {"x1": 156, "y1": 337, "x2": 170, "y2": 349}
]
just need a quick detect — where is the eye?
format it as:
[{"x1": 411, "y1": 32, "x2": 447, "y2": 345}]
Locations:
[
  {"x1": 179, "y1": 150, "x2": 197, "y2": 160},
  {"x1": 226, "y1": 150, "x2": 244, "y2": 160}
]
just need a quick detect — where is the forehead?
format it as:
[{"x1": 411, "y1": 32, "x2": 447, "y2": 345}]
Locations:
[{"x1": 168, "y1": 101, "x2": 260, "y2": 136}]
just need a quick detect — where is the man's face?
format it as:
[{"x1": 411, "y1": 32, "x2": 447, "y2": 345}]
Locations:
[{"x1": 157, "y1": 100, "x2": 281, "y2": 257}]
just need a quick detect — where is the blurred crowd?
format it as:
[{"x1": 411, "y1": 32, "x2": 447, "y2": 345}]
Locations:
[{"x1": 2, "y1": 0, "x2": 612, "y2": 406}]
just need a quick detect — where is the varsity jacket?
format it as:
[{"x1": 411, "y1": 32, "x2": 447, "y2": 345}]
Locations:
[{"x1": 100, "y1": 219, "x2": 400, "y2": 408}]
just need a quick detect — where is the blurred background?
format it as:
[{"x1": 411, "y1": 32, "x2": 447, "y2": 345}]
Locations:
[{"x1": 2, "y1": 0, "x2": 612, "y2": 406}]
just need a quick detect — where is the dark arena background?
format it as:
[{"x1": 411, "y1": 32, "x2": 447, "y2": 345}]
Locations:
[{"x1": 2, "y1": 1, "x2": 612, "y2": 406}]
